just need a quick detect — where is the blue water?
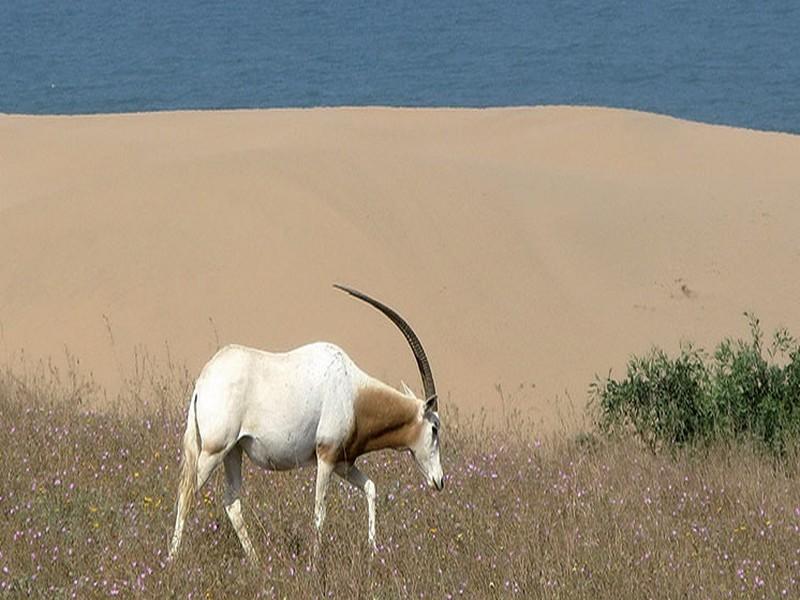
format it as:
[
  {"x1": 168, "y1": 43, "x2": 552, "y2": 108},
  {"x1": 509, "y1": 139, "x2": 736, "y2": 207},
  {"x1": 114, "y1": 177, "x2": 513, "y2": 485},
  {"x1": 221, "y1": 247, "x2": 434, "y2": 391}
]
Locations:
[{"x1": 2, "y1": 2, "x2": 799, "y2": 133}]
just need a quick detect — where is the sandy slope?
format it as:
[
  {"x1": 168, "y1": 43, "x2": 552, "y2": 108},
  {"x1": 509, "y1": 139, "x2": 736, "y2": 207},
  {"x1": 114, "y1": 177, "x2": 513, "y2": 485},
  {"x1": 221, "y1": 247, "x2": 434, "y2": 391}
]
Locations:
[{"x1": 1, "y1": 107, "x2": 799, "y2": 430}]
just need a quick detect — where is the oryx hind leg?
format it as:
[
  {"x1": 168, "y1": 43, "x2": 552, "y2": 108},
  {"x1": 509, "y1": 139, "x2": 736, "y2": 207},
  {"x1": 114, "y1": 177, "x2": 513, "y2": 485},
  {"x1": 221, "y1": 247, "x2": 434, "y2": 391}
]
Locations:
[
  {"x1": 195, "y1": 448, "x2": 226, "y2": 491},
  {"x1": 168, "y1": 449, "x2": 224, "y2": 562},
  {"x1": 223, "y1": 445, "x2": 259, "y2": 565},
  {"x1": 314, "y1": 457, "x2": 335, "y2": 531},
  {"x1": 312, "y1": 455, "x2": 335, "y2": 560},
  {"x1": 335, "y1": 463, "x2": 377, "y2": 551}
]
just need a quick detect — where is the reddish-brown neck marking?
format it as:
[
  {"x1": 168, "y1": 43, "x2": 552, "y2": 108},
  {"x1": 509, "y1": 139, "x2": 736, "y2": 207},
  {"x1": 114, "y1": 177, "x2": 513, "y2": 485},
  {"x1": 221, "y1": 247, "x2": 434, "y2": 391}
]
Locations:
[{"x1": 318, "y1": 384, "x2": 422, "y2": 464}]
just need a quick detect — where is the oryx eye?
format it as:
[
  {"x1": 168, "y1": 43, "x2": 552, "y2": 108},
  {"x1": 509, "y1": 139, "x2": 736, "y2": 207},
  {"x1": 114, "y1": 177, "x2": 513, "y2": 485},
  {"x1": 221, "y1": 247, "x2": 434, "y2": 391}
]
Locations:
[{"x1": 431, "y1": 424, "x2": 439, "y2": 437}]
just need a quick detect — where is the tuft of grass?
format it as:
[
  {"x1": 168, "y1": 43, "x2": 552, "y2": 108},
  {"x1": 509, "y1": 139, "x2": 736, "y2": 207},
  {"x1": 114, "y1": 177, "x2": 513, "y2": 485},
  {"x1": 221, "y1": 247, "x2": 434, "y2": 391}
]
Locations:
[
  {"x1": 592, "y1": 314, "x2": 800, "y2": 458},
  {"x1": 2, "y1": 356, "x2": 800, "y2": 598}
]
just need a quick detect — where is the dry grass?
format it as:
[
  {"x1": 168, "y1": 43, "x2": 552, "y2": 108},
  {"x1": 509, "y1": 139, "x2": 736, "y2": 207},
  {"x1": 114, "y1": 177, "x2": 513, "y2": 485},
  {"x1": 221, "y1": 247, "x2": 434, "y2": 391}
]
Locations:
[{"x1": 1, "y1": 360, "x2": 799, "y2": 599}]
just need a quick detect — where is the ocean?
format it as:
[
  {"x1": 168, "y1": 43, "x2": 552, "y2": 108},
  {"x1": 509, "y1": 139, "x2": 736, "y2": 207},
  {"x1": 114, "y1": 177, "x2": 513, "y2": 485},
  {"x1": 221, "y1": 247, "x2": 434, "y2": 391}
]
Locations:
[{"x1": 2, "y1": 1, "x2": 799, "y2": 133}]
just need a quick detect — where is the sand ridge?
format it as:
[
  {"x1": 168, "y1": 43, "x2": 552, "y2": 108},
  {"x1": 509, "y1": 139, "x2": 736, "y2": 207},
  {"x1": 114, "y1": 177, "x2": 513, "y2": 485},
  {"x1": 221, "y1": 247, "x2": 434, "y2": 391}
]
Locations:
[{"x1": 2, "y1": 107, "x2": 799, "y2": 430}]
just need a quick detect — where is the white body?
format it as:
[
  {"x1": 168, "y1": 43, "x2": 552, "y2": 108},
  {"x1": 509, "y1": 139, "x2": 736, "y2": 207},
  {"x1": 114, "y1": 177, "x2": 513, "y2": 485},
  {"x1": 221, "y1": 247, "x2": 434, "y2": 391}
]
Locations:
[
  {"x1": 195, "y1": 342, "x2": 372, "y2": 471},
  {"x1": 168, "y1": 340, "x2": 443, "y2": 564}
]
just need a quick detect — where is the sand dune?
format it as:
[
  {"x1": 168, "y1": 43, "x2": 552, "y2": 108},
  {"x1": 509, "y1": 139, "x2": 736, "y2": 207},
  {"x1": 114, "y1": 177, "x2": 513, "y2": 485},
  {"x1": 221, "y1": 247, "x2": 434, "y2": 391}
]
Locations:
[{"x1": 2, "y1": 107, "x2": 799, "y2": 430}]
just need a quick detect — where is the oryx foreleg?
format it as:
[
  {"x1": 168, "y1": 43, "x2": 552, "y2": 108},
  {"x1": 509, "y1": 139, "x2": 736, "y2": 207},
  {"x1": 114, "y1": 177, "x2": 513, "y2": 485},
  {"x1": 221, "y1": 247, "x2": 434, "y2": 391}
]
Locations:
[{"x1": 335, "y1": 463, "x2": 377, "y2": 551}]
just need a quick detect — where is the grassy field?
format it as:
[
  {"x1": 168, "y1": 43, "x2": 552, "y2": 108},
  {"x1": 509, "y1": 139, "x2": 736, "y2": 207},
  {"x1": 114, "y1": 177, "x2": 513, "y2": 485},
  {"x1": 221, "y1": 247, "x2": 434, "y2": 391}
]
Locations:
[{"x1": 1, "y1": 360, "x2": 799, "y2": 599}]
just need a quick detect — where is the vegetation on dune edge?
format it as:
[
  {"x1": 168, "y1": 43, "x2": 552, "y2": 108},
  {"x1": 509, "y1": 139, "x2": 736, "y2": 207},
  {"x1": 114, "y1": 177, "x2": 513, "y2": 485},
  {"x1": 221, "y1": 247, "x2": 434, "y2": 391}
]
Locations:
[
  {"x1": 2, "y1": 317, "x2": 800, "y2": 598},
  {"x1": 592, "y1": 314, "x2": 800, "y2": 458}
]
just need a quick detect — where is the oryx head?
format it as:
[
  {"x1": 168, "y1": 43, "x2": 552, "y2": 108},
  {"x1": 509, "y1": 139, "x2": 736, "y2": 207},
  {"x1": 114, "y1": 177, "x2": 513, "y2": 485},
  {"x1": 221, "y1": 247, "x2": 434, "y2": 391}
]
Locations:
[
  {"x1": 335, "y1": 284, "x2": 445, "y2": 492},
  {"x1": 399, "y1": 380, "x2": 443, "y2": 490}
]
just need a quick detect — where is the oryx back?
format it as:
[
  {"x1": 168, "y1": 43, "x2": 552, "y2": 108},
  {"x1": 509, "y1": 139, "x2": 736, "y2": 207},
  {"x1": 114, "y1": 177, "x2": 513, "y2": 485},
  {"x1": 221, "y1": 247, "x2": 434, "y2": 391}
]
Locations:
[{"x1": 193, "y1": 342, "x2": 361, "y2": 471}]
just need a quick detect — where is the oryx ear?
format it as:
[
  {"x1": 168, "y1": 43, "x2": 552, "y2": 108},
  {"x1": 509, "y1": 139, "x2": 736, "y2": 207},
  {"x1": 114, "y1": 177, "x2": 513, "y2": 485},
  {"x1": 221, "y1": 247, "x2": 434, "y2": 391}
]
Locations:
[
  {"x1": 400, "y1": 380, "x2": 415, "y2": 396},
  {"x1": 424, "y1": 394, "x2": 438, "y2": 413}
]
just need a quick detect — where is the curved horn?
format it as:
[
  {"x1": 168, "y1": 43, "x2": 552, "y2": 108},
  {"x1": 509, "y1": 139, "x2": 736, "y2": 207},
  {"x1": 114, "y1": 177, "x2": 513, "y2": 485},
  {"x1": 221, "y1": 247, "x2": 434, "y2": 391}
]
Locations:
[{"x1": 334, "y1": 284, "x2": 437, "y2": 410}]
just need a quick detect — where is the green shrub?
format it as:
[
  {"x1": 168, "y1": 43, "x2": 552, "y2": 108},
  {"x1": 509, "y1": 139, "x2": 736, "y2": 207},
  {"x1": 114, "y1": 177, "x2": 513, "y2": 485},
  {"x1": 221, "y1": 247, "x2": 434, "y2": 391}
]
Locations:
[{"x1": 592, "y1": 315, "x2": 800, "y2": 456}]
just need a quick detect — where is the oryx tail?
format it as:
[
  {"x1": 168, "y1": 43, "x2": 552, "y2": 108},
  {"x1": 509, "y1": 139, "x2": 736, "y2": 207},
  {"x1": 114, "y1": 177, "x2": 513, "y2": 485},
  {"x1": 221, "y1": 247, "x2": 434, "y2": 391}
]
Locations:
[{"x1": 169, "y1": 394, "x2": 200, "y2": 558}]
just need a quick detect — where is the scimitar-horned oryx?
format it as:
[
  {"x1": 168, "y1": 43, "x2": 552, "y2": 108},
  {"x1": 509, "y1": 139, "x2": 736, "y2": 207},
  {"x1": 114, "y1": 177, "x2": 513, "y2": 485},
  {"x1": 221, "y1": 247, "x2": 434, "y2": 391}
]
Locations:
[{"x1": 167, "y1": 284, "x2": 444, "y2": 564}]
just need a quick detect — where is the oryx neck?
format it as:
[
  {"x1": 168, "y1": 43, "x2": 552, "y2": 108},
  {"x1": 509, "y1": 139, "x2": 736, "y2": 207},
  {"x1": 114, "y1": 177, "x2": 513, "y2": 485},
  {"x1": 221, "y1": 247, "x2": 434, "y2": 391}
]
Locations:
[{"x1": 345, "y1": 383, "x2": 422, "y2": 459}]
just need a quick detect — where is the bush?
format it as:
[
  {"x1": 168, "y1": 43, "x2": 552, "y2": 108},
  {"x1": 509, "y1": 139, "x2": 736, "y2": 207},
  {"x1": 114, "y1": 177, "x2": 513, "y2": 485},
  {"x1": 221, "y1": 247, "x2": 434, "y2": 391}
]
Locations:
[{"x1": 591, "y1": 314, "x2": 800, "y2": 456}]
